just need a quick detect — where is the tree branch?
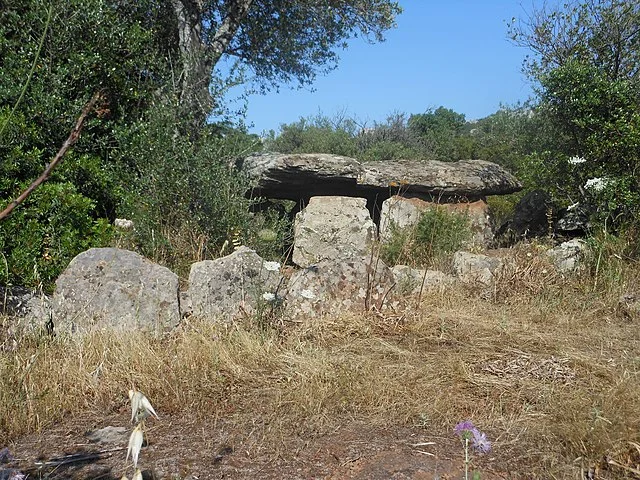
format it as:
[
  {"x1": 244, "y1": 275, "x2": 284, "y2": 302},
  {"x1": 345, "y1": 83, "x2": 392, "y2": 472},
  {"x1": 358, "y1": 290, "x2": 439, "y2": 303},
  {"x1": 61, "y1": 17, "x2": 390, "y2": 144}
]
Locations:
[{"x1": 0, "y1": 91, "x2": 104, "y2": 222}]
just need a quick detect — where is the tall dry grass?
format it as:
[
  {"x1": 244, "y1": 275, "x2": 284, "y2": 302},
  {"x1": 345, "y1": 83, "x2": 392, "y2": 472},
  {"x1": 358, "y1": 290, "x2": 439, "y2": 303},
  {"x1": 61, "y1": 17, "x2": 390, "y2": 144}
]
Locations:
[{"x1": 1, "y1": 251, "x2": 640, "y2": 477}]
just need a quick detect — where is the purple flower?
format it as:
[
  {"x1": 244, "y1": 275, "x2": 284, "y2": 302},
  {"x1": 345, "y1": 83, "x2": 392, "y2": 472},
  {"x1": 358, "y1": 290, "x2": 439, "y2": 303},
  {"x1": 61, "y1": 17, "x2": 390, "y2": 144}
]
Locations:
[
  {"x1": 454, "y1": 420, "x2": 475, "y2": 436},
  {"x1": 471, "y1": 429, "x2": 492, "y2": 454}
]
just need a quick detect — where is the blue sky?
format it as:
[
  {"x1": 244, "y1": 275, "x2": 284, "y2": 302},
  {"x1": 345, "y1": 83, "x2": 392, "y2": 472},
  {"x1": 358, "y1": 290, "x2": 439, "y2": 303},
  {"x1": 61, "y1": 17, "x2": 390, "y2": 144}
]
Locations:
[{"x1": 228, "y1": 1, "x2": 538, "y2": 135}]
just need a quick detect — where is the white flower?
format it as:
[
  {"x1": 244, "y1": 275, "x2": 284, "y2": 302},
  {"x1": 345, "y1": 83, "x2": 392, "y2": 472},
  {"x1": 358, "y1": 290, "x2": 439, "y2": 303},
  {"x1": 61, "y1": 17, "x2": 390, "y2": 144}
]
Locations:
[
  {"x1": 263, "y1": 261, "x2": 280, "y2": 272},
  {"x1": 300, "y1": 289, "x2": 316, "y2": 299},
  {"x1": 114, "y1": 218, "x2": 134, "y2": 230},
  {"x1": 568, "y1": 155, "x2": 586, "y2": 165},
  {"x1": 584, "y1": 177, "x2": 609, "y2": 192},
  {"x1": 262, "y1": 292, "x2": 276, "y2": 302}
]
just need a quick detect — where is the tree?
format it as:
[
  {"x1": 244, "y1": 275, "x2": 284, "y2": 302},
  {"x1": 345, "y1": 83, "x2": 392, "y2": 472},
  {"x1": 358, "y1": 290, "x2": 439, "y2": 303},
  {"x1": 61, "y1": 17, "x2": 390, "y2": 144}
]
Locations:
[
  {"x1": 170, "y1": 0, "x2": 402, "y2": 125},
  {"x1": 409, "y1": 107, "x2": 466, "y2": 136},
  {"x1": 509, "y1": 0, "x2": 640, "y2": 81},
  {"x1": 511, "y1": 0, "x2": 640, "y2": 230},
  {"x1": 408, "y1": 107, "x2": 470, "y2": 160}
]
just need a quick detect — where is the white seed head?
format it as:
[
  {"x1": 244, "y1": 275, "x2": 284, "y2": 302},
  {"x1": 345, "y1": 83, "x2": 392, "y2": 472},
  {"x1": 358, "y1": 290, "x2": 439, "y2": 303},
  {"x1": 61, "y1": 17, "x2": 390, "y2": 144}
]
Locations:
[
  {"x1": 129, "y1": 389, "x2": 158, "y2": 424},
  {"x1": 126, "y1": 424, "x2": 144, "y2": 468}
]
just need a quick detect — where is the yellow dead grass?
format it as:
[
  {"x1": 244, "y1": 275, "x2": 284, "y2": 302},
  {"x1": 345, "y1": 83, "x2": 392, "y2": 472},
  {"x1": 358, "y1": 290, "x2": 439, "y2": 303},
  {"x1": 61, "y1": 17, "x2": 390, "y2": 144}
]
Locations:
[{"x1": 1, "y1": 257, "x2": 640, "y2": 477}]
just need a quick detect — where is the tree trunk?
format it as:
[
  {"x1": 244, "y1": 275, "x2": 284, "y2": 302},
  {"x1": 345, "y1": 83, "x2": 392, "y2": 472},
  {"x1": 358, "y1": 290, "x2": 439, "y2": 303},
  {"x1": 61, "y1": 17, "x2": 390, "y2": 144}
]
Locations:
[{"x1": 170, "y1": 0, "x2": 254, "y2": 126}]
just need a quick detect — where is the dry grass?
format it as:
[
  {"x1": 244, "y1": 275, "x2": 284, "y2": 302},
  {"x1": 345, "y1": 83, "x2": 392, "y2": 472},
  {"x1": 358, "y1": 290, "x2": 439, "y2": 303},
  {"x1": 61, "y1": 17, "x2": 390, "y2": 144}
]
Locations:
[{"x1": 2, "y1": 256, "x2": 640, "y2": 478}]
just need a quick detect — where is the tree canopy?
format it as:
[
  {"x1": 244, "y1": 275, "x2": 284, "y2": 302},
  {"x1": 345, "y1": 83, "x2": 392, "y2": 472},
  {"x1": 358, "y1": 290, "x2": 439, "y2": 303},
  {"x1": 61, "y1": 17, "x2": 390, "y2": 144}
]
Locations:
[{"x1": 171, "y1": 0, "x2": 402, "y2": 124}]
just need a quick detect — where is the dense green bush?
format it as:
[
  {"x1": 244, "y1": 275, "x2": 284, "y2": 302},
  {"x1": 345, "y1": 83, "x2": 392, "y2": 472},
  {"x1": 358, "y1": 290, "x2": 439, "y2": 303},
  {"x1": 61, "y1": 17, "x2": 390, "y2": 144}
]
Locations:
[
  {"x1": 265, "y1": 112, "x2": 435, "y2": 161},
  {"x1": 0, "y1": 183, "x2": 113, "y2": 291},
  {"x1": 112, "y1": 102, "x2": 275, "y2": 276},
  {"x1": 381, "y1": 207, "x2": 472, "y2": 268},
  {"x1": 0, "y1": 109, "x2": 116, "y2": 290}
]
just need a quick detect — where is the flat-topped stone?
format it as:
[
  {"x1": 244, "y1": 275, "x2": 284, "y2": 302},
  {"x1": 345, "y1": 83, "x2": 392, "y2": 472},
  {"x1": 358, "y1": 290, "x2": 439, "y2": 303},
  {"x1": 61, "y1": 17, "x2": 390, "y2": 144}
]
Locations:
[{"x1": 241, "y1": 153, "x2": 522, "y2": 202}]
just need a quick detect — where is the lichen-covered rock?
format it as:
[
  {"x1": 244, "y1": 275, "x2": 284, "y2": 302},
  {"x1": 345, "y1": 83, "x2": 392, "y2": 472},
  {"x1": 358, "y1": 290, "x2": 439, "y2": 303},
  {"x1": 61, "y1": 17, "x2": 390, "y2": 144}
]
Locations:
[
  {"x1": 284, "y1": 256, "x2": 394, "y2": 318},
  {"x1": 53, "y1": 248, "x2": 180, "y2": 335},
  {"x1": 545, "y1": 239, "x2": 588, "y2": 273},
  {"x1": 293, "y1": 196, "x2": 376, "y2": 268},
  {"x1": 391, "y1": 265, "x2": 455, "y2": 295},
  {"x1": 242, "y1": 153, "x2": 522, "y2": 201},
  {"x1": 380, "y1": 196, "x2": 493, "y2": 247},
  {"x1": 188, "y1": 246, "x2": 283, "y2": 322},
  {"x1": 452, "y1": 251, "x2": 503, "y2": 286},
  {"x1": 0, "y1": 286, "x2": 52, "y2": 335}
]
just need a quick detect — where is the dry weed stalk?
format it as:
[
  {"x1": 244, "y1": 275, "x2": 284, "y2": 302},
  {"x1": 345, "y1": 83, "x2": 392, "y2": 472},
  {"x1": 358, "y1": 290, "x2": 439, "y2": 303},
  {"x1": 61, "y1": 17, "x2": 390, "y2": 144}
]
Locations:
[{"x1": 1, "y1": 264, "x2": 640, "y2": 477}]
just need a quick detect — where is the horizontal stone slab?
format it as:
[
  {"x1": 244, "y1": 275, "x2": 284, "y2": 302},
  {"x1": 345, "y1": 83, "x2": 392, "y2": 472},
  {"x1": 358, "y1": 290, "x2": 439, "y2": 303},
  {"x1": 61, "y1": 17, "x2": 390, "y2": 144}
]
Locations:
[{"x1": 241, "y1": 153, "x2": 522, "y2": 201}]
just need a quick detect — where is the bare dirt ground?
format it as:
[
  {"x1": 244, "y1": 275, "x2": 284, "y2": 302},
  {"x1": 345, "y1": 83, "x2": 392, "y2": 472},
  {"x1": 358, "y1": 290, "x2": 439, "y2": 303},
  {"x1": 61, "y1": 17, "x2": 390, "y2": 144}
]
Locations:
[{"x1": 6, "y1": 410, "x2": 509, "y2": 480}]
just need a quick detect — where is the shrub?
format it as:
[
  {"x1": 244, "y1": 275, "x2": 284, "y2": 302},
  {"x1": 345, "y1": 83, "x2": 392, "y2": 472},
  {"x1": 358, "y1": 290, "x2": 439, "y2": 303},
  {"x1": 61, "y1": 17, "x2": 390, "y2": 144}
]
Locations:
[
  {"x1": 113, "y1": 102, "x2": 268, "y2": 276},
  {"x1": 0, "y1": 109, "x2": 114, "y2": 290},
  {"x1": 381, "y1": 207, "x2": 472, "y2": 268},
  {"x1": 0, "y1": 182, "x2": 113, "y2": 291}
]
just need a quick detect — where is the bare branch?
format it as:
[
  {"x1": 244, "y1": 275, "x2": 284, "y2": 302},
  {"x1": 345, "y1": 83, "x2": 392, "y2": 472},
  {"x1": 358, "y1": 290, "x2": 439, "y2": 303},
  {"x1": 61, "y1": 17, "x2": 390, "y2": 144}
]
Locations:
[{"x1": 0, "y1": 91, "x2": 105, "y2": 222}]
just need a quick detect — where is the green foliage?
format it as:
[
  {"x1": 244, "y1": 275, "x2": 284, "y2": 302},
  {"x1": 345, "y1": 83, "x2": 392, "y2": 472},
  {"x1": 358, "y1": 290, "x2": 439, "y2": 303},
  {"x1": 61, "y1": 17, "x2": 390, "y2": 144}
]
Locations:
[
  {"x1": 0, "y1": 108, "x2": 115, "y2": 290},
  {"x1": 524, "y1": 60, "x2": 640, "y2": 228},
  {"x1": 408, "y1": 107, "x2": 471, "y2": 160},
  {"x1": 511, "y1": 1, "x2": 640, "y2": 233},
  {"x1": 113, "y1": 102, "x2": 265, "y2": 275},
  {"x1": 212, "y1": 1, "x2": 402, "y2": 92},
  {"x1": 382, "y1": 207, "x2": 472, "y2": 268},
  {"x1": 589, "y1": 227, "x2": 640, "y2": 289},
  {"x1": 509, "y1": 0, "x2": 640, "y2": 82},
  {"x1": 265, "y1": 112, "x2": 435, "y2": 161},
  {"x1": 0, "y1": 183, "x2": 113, "y2": 292},
  {"x1": 265, "y1": 114, "x2": 360, "y2": 157}
]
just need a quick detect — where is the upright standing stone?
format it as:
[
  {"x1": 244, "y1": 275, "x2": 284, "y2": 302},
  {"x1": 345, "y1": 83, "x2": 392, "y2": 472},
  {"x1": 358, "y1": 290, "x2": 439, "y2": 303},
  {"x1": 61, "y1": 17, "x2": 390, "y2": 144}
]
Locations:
[
  {"x1": 53, "y1": 248, "x2": 180, "y2": 334},
  {"x1": 293, "y1": 196, "x2": 376, "y2": 268},
  {"x1": 379, "y1": 195, "x2": 493, "y2": 247},
  {"x1": 188, "y1": 246, "x2": 283, "y2": 322}
]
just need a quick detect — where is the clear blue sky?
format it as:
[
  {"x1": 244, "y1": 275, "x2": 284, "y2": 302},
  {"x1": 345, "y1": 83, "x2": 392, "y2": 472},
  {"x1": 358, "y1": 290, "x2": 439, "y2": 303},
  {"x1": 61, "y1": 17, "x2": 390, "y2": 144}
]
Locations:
[{"x1": 226, "y1": 1, "x2": 538, "y2": 135}]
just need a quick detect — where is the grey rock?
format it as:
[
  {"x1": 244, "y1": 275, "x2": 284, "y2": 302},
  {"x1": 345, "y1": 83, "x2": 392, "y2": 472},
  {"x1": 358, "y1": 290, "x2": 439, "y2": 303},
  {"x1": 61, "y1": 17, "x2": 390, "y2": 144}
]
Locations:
[
  {"x1": 555, "y1": 205, "x2": 590, "y2": 234},
  {"x1": 86, "y1": 426, "x2": 128, "y2": 444},
  {"x1": 545, "y1": 239, "x2": 588, "y2": 273},
  {"x1": 452, "y1": 251, "x2": 503, "y2": 286},
  {"x1": 496, "y1": 189, "x2": 554, "y2": 245},
  {"x1": 618, "y1": 293, "x2": 640, "y2": 320},
  {"x1": 391, "y1": 265, "x2": 455, "y2": 295},
  {"x1": 0, "y1": 286, "x2": 52, "y2": 334},
  {"x1": 242, "y1": 153, "x2": 522, "y2": 202},
  {"x1": 285, "y1": 256, "x2": 394, "y2": 318},
  {"x1": 53, "y1": 248, "x2": 180, "y2": 335},
  {"x1": 188, "y1": 247, "x2": 283, "y2": 322},
  {"x1": 293, "y1": 196, "x2": 376, "y2": 268}
]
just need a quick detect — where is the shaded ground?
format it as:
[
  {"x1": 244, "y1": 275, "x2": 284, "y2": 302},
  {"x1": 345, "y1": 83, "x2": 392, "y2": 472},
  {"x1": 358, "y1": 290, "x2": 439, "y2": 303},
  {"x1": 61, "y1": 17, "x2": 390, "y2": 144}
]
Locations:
[{"x1": 5, "y1": 410, "x2": 509, "y2": 480}]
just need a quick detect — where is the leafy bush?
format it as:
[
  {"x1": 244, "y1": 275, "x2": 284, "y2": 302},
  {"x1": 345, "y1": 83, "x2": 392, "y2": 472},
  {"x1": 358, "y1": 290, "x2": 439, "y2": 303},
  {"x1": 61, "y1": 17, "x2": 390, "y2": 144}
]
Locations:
[
  {"x1": 0, "y1": 183, "x2": 113, "y2": 291},
  {"x1": 113, "y1": 102, "x2": 269, "y2": 276},
  {"x1": 265, "y1": 112, "x2": 435, "y2": 161},
  {"x1": 0, "y1": 109, "x2": 115, "y2": 290},
  {"x1": 381, "y1": 207, "x2": 472, "y2": 268}
]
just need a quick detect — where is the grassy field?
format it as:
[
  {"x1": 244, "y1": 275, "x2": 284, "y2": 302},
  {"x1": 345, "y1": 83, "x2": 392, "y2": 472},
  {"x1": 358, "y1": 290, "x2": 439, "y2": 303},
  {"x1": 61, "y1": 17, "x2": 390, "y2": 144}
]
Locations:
[{"x1": 1, "y1": 243, "x2": 640, "y2": 478}]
